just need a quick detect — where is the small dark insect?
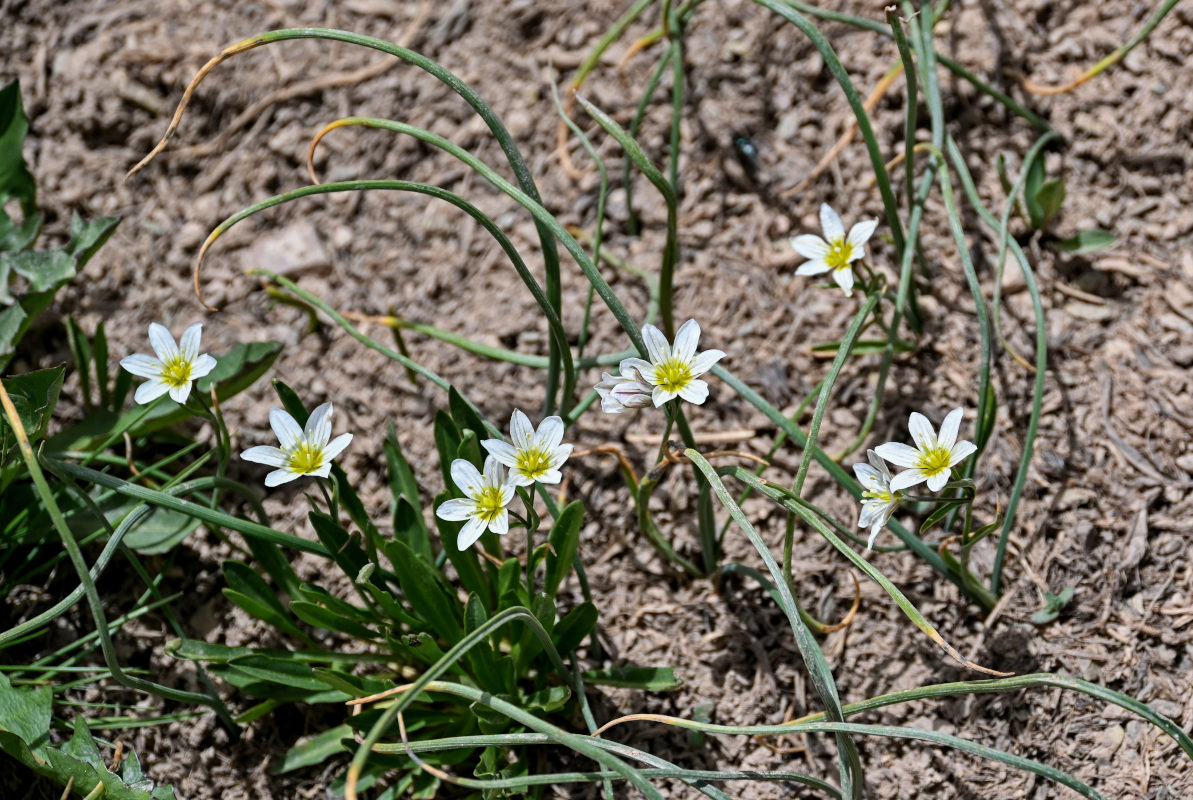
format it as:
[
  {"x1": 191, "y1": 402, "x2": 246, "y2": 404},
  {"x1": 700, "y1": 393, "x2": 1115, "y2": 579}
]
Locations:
[
  {"x1": 732, "y1": 134, "x2": 761, "y2": 180},
  {"x1": 406, "y1": 635, "x2": 422, "y2": 647}
]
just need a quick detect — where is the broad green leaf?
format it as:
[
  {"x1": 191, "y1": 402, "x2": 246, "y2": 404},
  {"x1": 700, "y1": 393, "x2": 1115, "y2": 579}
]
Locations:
[
  {"x1": 1, "y1": 366, "x2": 64, "y2": 450},
  {"x1": 583, "y1": 666, "x2": 681, "y2": 691},
  {"x1": 1049, "y1": 228, "x2": 1116, "y2": 255},
  {"x1": 272, "y1": 378, "x2": 308, "y2": 424},
  {"x1": 0, "y1": 81, "x2": 36, "y2": 213},
  {"x1": 221, "y1": 560, "x2": 306, "y2": 639},
  {"x1": 432, "y1": 410, "x2": 461, "y2": 489},
  {"x1": 448, "y1": 386, "x2": 488, "y2": 444},
  {"x1": 225, "y1": 655, "x2": 330, "y2": 692},
  {"x1": 463, "y1": 593, "x2": 507, "y2": 694},
  {"x1": 121, "y1": 505, "x2": 201, "y2": 554},
  {"x1": 1036, "y1": 177, "x2": 1065, "y2": 228},
  {"x1": 290, "y1": 601, "x2": 378, "y2": 640},
  {"x1": 274, "y1": 724, "x2": 353, "y2": 773},
  {"x1": 385, "y1": 537, "x2": 463, "y2": 643},
  {"x1": 523, "y1": 685, "x2": 570, "y2": 713},
  {"x1": 309, "y1": 511, "x2": 369, "y2": 582},
  {"x1": 552, "y1": 601, "x2": 598, "y2": 655},
  {"x1": 0, "y1": 672, "x2": 50, "y2": 755},
  {"x1": 544, "y1": 500, "x2": 583, "y2": 596}
]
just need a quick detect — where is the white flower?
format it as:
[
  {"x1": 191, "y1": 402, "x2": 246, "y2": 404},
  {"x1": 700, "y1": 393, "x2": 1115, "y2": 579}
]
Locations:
[
  {"x1": 594, "y1": 357, "x2": 655, "y2": 413},
  {"x1": 436, "y1": 455, "x2": 516, "y2": 550},
  {"x1": 638, "y1": 318, "x2": 725, "y2": 406},
  {"x1": 874, "y1": 407, "x2": 977, "y2": 493},
  {"x1": 241, "y1": 402, "x2": 353, "y2": 487},
  {"x1": 482, "y1": 409, "x2": 572, "y2": 487},
  {"x1": 790, "y1": 203, "x2": 878, "y2": 297},
  {"x1": 853, "y1": 449, "x2": 901, "y2": 549},
  {"x1": 119, "y1": 322, "x2": 218, "y2": 405}
]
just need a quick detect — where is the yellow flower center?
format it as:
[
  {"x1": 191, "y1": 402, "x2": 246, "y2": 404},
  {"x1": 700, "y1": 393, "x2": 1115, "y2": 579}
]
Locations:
[
  {"x1": 515, "y1": 447, "x2": 552, "y2": 481},
  {"x1": 825, "y1": 240, "x2": 854, "y2": 271},
  {"x1": 916, "y1": 445, "x2": 953, "y2": 477},
  {"x1": 862, "y1": 487, "x2": 893, "y2": 504},
  {"x1": 474, "y1": 486, "x2": 507, "y2": 523},
  {"x1": 160, "y1": 355, "x2": 193, "y2": 389},
  {"x1": 287, "y1": 441, "x2": 325, "y2": 474},
  {"x1": 654, "y1": 357, "x2": 693, "y2": 393}
]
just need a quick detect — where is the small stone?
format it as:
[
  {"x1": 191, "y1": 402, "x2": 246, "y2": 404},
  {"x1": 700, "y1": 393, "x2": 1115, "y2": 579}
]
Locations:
[
  {"x1": 241, "y1": 221, "x2": 330, "y2": 276},
  {"x1": 1063, "y1": 301, "x2": 1117, "y2": 322}
]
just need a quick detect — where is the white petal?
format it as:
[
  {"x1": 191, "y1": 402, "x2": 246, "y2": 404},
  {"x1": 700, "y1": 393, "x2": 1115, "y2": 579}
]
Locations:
[
  {"x1": 790, "y1": 234, "x2": 830, "y2": 260},
  {"x1": 548, "y1": 443, "x2": 574, "y2": 468},
  {"x1": 450, "y1": 458, "x2": 484, "y2": 497},
  {"x1": 601, "y1": 395, "x2": 628, "y2": 413},
  {"x1": 858, "y1": 504, "x2": 879, "y2": 529},
  {"x1": 179, "y1": 323, "x2": 203, "y2": 361},
  {"x1": 436, "y1": 498, "x2": 476, "y2": 522},
  {"x1": 323, "y1": 433, "x2": 353, "y2": 461},
  {"x1": 848, "y1": 243, "x2": 866, "y2": 263},
  {"x1": 867, "y1": 518, "x2": 884, "y2": 550},
  {"x1": 853, "y1": 462, "x2": 881, "y2": 485},
  {"x1": 482, "y1": 439, "x2": 519, "y2": 466},
  {"x1": 536, "y1": 468, "x2": 563, "y2": 485},
  {"x1": 678, "y1": 379, "x2": 709, "y2": 405},
  {"x1": 269, "y1": 408, "x2": 304, "y2": 451},
  {"x1": 641, "y1": 324, "x2": 672, "y2": 366},
  {"x1": 311, "y1": 464, "x2": 333, "y2": 479},
  {"x1": 833, "y1": 266, "x2": 855, "y2": 296},
  {"x1": 652, "y1": 385, "x2": 676, "y2": 406},
  {"x1": 873, "y1": 442, "x2": 920, "y2": 468},
  {"x1": 819, "y1": 203, "x2": 845, "y2": 243},
  {"x1": 167, "y1": 383, "x2": 192, "y2": 404},
  {"x1": 457, "y1": 517, "x2": 487, "y2": 550},
  {"x1": 306, "y1": 402, "x2": 334, "y2": 447},
  {"x1": 672, "y1": 319, "x2": 700, "y2": 361},
  {"x1": 907, "y1": 412, "x2": 936, "y2": 452},
  {"x1": 265, "y1": 468, "x2": 300, "y2": 487},
  {"x1": 134, "y1": 380, "x2": 171, "y2": 404},
  {"x1": 619, "y1": 357, "x2": 652, "y2": 381},
  {"x1": 507, "y1": 469, "x2": 536, "y2": 487},
  {"x1": 120, "y1": 354, "x2": 162, "y2": 378},
  {"x1": 948, "y1": 440, "x2": 977, "y2": 467},
  {"x1": 926, "y1": 470, "x2": 950, "y2": 492},
  {"x1": 498, "y1": 483, "x2": 516, "y2": 507},
  {"x1": 241, "y1": 445, "x2": 290, "y2": 467},
  {"x1": 889, "y1": 469, "x2": 927, "y2": 493},
  {"x1": 847, "y1": 218, "x2": 878, "y2": 249},
  {"x1": 189, "y1": 353, "x2": 217, "y2": 380},
  {"x1": 537, "y1": 416, "x2": 565, "y2": 451},
  {"x1": 481, "y1": 455, "x2": 506, "y2": 488},
  {"x1": 866, "y1": 449, "x2": 889, "y2": 478},
  {"x1": 689, "y1": 349, "x2": 725, "y2": 377},
  {"x1": 796, "y1": 259, "x2": 832, "y2": 276},
  {"x1": 488, "y1": 510, "x2": 510, "y2": 536},
  {"x1": 147, "y1": 323, "x2": 178, "y2": 360},
  {"x1": 509, "y1": 409, "x2": 534, "y2": 447},
  {"x1": 938, "y1": 408, "x2": 964, "y2": 450}
]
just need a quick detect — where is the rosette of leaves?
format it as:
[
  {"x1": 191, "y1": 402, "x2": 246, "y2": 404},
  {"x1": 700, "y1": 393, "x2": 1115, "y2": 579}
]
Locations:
[{"x1": 170, "y1": 382, "x2": 675, "y2": 796}]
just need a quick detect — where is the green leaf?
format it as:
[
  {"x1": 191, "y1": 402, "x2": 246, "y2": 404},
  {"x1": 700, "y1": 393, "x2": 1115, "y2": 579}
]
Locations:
[
  {"x1": 63, "y1": 213, "x2": 120, "y2": 271},
  {"x1": 583, "y1": 666, "x2": 681, "y2": 691},
  {"x1": 385, "y1": 537, "x2": 463, "y2": 643},
  {"x1": 433, "y1": 411, "x2": 461, "y2": 489},
  {"x1": 274, "y1": 724, "x2": 353, "y2": 773},
  {"x1": 309, "y1": 511, "x2": 369, "y2": 583},
  {"x1": 810, "y1": 338, "x2": 915, "y2": 355},
  {"x1": 463, "y1": 593, "x2": 507, "y2": 694},
  {"x1": 1, "y1": 366, "x2": 64, "y2": 446},
  {"x1": 1049, "y1": 228, "x2": 1116, "y2": 255},
  {"x1": 0, "y1": 81, "x2": 36, "y2": 214},
  {"x1": 221, "y1": 560, "x2": 306, "y2": 639},
  {"x1": 1031, "y1": 586, "x2": 1076, "y2": 625},
  {"x1": 523, "y1": 685, "x2": 570, "y2": 713},
  {"x1": 290, "y1": 601, "x2": 378, "y2": 640},
  {"x1": 552, "y1": 601, "x2": 597, "y2": 656},
  {"x1": 0, "y1": 672, "x2": 51, "y2": 756},
  {"x1": 1024, "y1": 155, "x2": 1045, "y2": 229},
  {"x1": 272, "y1": 379, "x2": 309, "y2": 424},
  {"x1": 121, "y1": 505, "x2": 201, "y2": 555},
  {"x1": 448, "y1": 387, "x2": 489, "y2": 443},
  {"x1": 225, "y1": 655, "x2": 331, "y2": 691},
  {"x1": 1036, "y1": 177, "x2": 1065, "y2": 229},
  {"x1": 544, "y1": 501, "x2": 583, "y2": 597}
]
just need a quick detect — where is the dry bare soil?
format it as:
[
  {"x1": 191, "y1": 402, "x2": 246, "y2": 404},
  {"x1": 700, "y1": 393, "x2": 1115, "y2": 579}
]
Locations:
[{"x1": 3, "y1": 0, "x2": 1193, "y2": 798}]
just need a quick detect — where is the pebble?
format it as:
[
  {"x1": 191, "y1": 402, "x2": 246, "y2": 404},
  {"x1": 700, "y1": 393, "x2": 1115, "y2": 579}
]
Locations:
[{"x1": 241, "y1": 221, "x2": 330, "y2": 276}]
